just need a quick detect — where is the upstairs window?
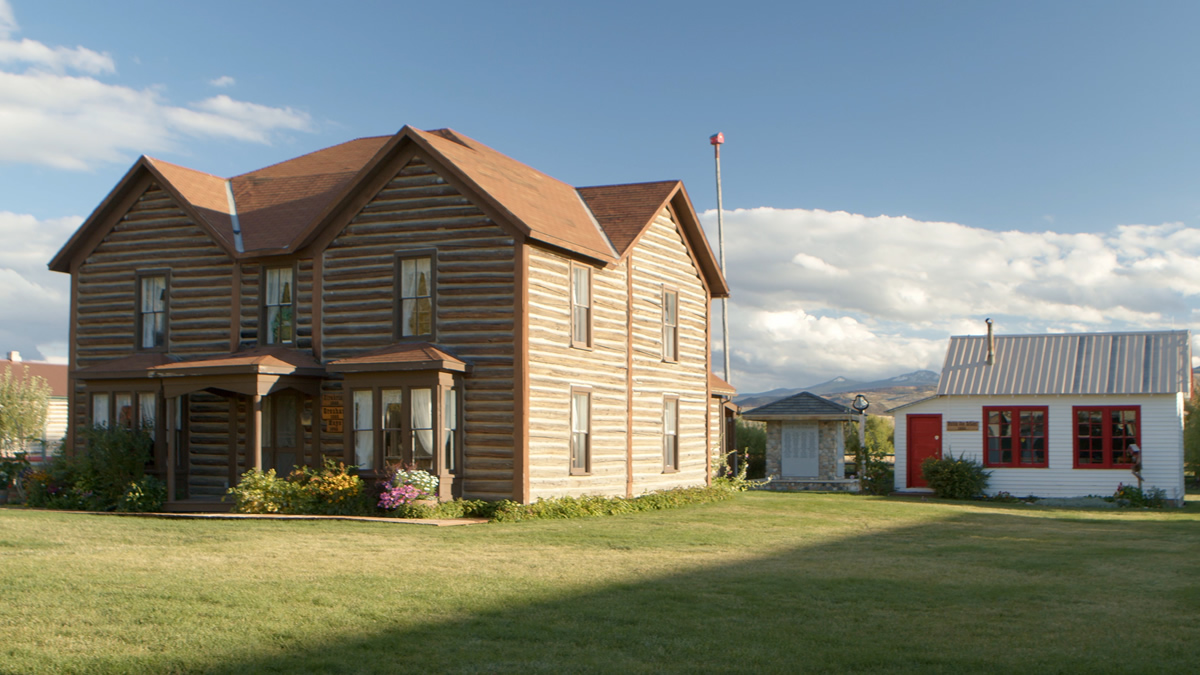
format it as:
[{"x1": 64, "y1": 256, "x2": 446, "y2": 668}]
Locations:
[
  {"x1": 662, "y1": 288, "x2": 679, "y2": 362},
  {"x1": 397, "y1": 255, "x2": 434, "y2": 338},
  {"x1": 138, "y1": 273, "x2": 167, "y2": 350},
  {"x1": 264, "y1": 267, "x2": 295, "y2": 345},
  {"x1": 984, "y1": 406, "x2": 1048, "y2": 468},
  {"x1": 571, "y1": 264, "x2": 592, "y2": 348},
  {"x1": 1075, "y1": 407, "x2": 1139, "y2": 469}
]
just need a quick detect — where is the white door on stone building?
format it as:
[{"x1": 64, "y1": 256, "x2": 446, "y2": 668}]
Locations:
[{"x1": 781, "y1": 422, "x2": 819, "y2": 477}]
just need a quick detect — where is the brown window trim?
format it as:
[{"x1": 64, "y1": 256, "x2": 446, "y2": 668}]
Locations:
[
  {"x1": 135, "y1": 269, "x2": 170, "y2": 352},
  {"x1": 341, "y1": 370, "x2": 461, "y2": 480},
  {"x1": 570, "y1": 385, "x2": 592, "y2": 475},
  {"x1": 662, "y1": 286, "x2": 679, "y2": 363},
  {"x1": 662, "y1": 394, "x2": 680, "y2": 473},
  {"x1": 259, "y1": 262, "x2": 298, "y2": 346},
  {"x1": 394, "y1": 249, "x2": 438, "y2": 341},
  {"x1": 570, "y1": 262, "x2": 593, "y2": 350}
]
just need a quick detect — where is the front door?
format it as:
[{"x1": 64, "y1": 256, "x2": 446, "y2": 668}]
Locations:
[
  {"x1": 906, "y1": 414, "x2": 942, "y2": 488},
  {"x1": 263, "y1": 393, "x2": 300, "y2": 476},
  {"x1": 781, "y1": 422, "x2": 819, "y2": 478}
]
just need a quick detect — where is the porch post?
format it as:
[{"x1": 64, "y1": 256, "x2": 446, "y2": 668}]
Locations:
[
  {"x1": 250, "y1": 394, "x2": 263, "y2": 471},
  {"x1": 165, "y1": 395, "x2": 176, "y2": 504}
]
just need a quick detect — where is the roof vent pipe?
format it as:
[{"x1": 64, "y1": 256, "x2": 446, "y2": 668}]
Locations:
[{"x1": 985, "y1": 318, "x2": 995, "y2": 366}]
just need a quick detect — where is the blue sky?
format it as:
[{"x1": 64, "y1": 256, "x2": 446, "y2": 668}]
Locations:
[{"x1": 4, "y1": 0, "x2": 1200, "y2": 391}]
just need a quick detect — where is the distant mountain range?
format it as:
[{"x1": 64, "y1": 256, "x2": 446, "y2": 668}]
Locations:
[{"x1": 734, "y1": 370, "x2": 940, "y2": 414}]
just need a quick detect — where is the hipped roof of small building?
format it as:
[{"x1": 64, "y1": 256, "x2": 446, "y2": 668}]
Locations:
[
  {"x1": 741, "y1": 391, "x2": 858, "y2": 421},
  {"x1": 49, "y1": 126, "x2": 728, "y2": 297}
]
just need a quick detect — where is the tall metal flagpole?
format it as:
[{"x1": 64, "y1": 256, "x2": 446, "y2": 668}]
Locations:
[{"x1": 710, "y1": 132, "x2": 730, "y2": 384}]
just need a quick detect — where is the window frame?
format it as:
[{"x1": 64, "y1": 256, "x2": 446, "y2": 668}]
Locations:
[
  {"x1": 341, "y1": 372, "x2": 463, "y2": 480},
  {"x1": 135, "y1": 270, "x2": 170, "y2": 352},
  {"x1": 1073, "y1": 405, "x2": 1141, "y2": 469},
  {"x1": 394, "y1": 250, "x2": 437, "y2": 341},
  {"x1": 662, "y1": 395, "x2": 679, "y2": 472},
  {"x1": 570, "y1": 386, "x2": 592, "y2": 475},
  {"x1": 661, "y1": 286, "x2": 679, "y2": 363},
  {"x1": 260, "y1": 264, "x2": 297, "y2": 346},
  {"x1": 570, "y1": 262, "x2": 593, "y2": 349},
  {"x1": 982, "y1": 405, "x2": 1049, "y2": 468}
]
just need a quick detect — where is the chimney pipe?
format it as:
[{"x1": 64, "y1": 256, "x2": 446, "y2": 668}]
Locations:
[
  {"x1": 6, "y1": 350, "x2": 19, "y2": 362},
  {"x1": 985, "y1": 319, "x2": 994, "y2": 366}
]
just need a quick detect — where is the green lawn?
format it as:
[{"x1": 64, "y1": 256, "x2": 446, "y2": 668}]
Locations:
[{"x1": 2, "y1": 494, "x2": 1199, "y2": 674}]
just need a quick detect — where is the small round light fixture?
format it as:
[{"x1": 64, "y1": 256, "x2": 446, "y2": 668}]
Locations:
[{"x1": 851, "y1": 394, "x2": 870, "y2": 413}]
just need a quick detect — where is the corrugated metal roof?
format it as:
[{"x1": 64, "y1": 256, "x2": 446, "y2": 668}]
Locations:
[{"x1": 938, "y1": 330, "x2": 1192, "y2": 396}]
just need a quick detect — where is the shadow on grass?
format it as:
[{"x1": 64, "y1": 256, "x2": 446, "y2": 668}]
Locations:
[{"x1": 195, "y1": 504, "x2": 1200, "y2": 675}]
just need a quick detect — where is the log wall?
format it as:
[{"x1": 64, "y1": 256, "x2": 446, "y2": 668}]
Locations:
[
  {"x1": 321, "y1": 157, "x2": 516, "y2": 500},
  {"x1": 526, "y1": 249, "x2": 629, "y2": 498},
  {"x1": 627, "y1": 207, "x2": 710, "y2": 493}
]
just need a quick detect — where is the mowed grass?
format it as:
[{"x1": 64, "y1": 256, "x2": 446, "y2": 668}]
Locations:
[{"x1": 3, "y1": 494, "x2": 1200, "y2": 674}]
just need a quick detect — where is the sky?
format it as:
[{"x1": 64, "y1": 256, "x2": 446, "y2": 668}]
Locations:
[{"x1": 4, "y1": 0, "x2": 1200, "y2": 392}]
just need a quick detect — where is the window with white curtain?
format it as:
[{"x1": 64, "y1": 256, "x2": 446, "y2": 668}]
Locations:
[
  {"x1": 571, "y1": 264, "x2": 591, "y2": 348},
  {"x1": 139, "y1": 274, "x2": 167, "y2": 349},
  {"x1": 264, "y1": 267, "x2": 294, "y2": 345},
  {"x1": 353, "y1": 390, "x2": 374, "y2": 470},
  {"x1": 411, "y1": 388, "x2": 434, "y2": 472},
  {"x1": 92, "y1": 393, "x2": 110, "y2": 428},
  {"x1": 663, "y1": 397, "x2": 679, "y2": 471},
  {"x1": 138, "y1": 393, "x2": 156, "y2": 439},
  {"x1": 398, "y1": 256, "x2": 433, "y2": 338},
  {"x1": 571, "y1": 389, "x2": 590, "y2": 474}
]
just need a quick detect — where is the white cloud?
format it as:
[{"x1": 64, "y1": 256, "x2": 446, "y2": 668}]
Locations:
[
  {"x1": 0, "y1": 1, "x2": 17, "y2": 39},
  {"x1": 703, "y1": 207, "x2": 1200, "y2": 391},
  {"x1": 0, "y1": 2, "x2": 312, "y2": 170},
  {"x1": 209, "y1": 75, "x2": 235, "y2": 88},
  {"x1": 0, "y1": 211, "x2": 76, "y2": 361}
]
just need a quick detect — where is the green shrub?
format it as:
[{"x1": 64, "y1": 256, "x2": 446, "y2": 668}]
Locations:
[
  {"x1": 860, "y1": 460, "x2": 894, "y2": 496},
  {"x1": 920, "y1": 453, "x2": 990, "y2": 500},
  {"x1": 24, "y1": 426, "x2": 155, "y2": 511},
  {"x1": 491, "y1": 485, "x2": 734, "y2": 523},
  {"x1": 1108, "y1": 483, "x2": 1168, "y2": 508},
  {"x1": 226, "y1": 460, "x2": 371, "y2": 515},
  {"x1": 117, "y1": 475, "x2": 166, "y2": 512}
]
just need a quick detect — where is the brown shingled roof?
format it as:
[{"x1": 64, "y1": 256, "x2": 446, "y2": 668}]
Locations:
[
  {"x1": 408, "y1": 128, "x2": 617, "y2": 262},
  {"x1": 51, "y1": 127, "x2": 728, "y2": 298},
  {"x1": 578, "y1": 180, "x2": 680, "y2": 257},
  {"x1": 232, "y1": 137, "x2": 390, "y2": 252}
]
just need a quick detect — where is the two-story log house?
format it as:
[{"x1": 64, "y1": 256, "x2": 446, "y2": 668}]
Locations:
[{"x1": 49, "y1": 126, "x2": 734, "y2": 509}]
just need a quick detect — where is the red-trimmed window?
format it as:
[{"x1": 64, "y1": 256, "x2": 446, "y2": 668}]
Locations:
[
  {"x1": 983, "y1": 406, "x2": 1048, "y2": 467},
  {"x1": 1074, "y1": 406, "x2": 1139, "y2": 469}
]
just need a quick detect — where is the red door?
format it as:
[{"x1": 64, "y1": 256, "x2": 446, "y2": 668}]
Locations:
[{"x1": 907, "y1": 415, "x2": 942, "y2": 488}]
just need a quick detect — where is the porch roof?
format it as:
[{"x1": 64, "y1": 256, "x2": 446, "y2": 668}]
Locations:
[
  {"x1": 148, "y1": 346, "x2": 325, "y2": 398},
  {"x1": 325, "y1": 342, "x2": 471, "y2": 374}
]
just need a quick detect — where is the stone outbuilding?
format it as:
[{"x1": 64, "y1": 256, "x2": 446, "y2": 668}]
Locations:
[{"x1": 742, "y1": 391, "x2": 860, "y2": 491}]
